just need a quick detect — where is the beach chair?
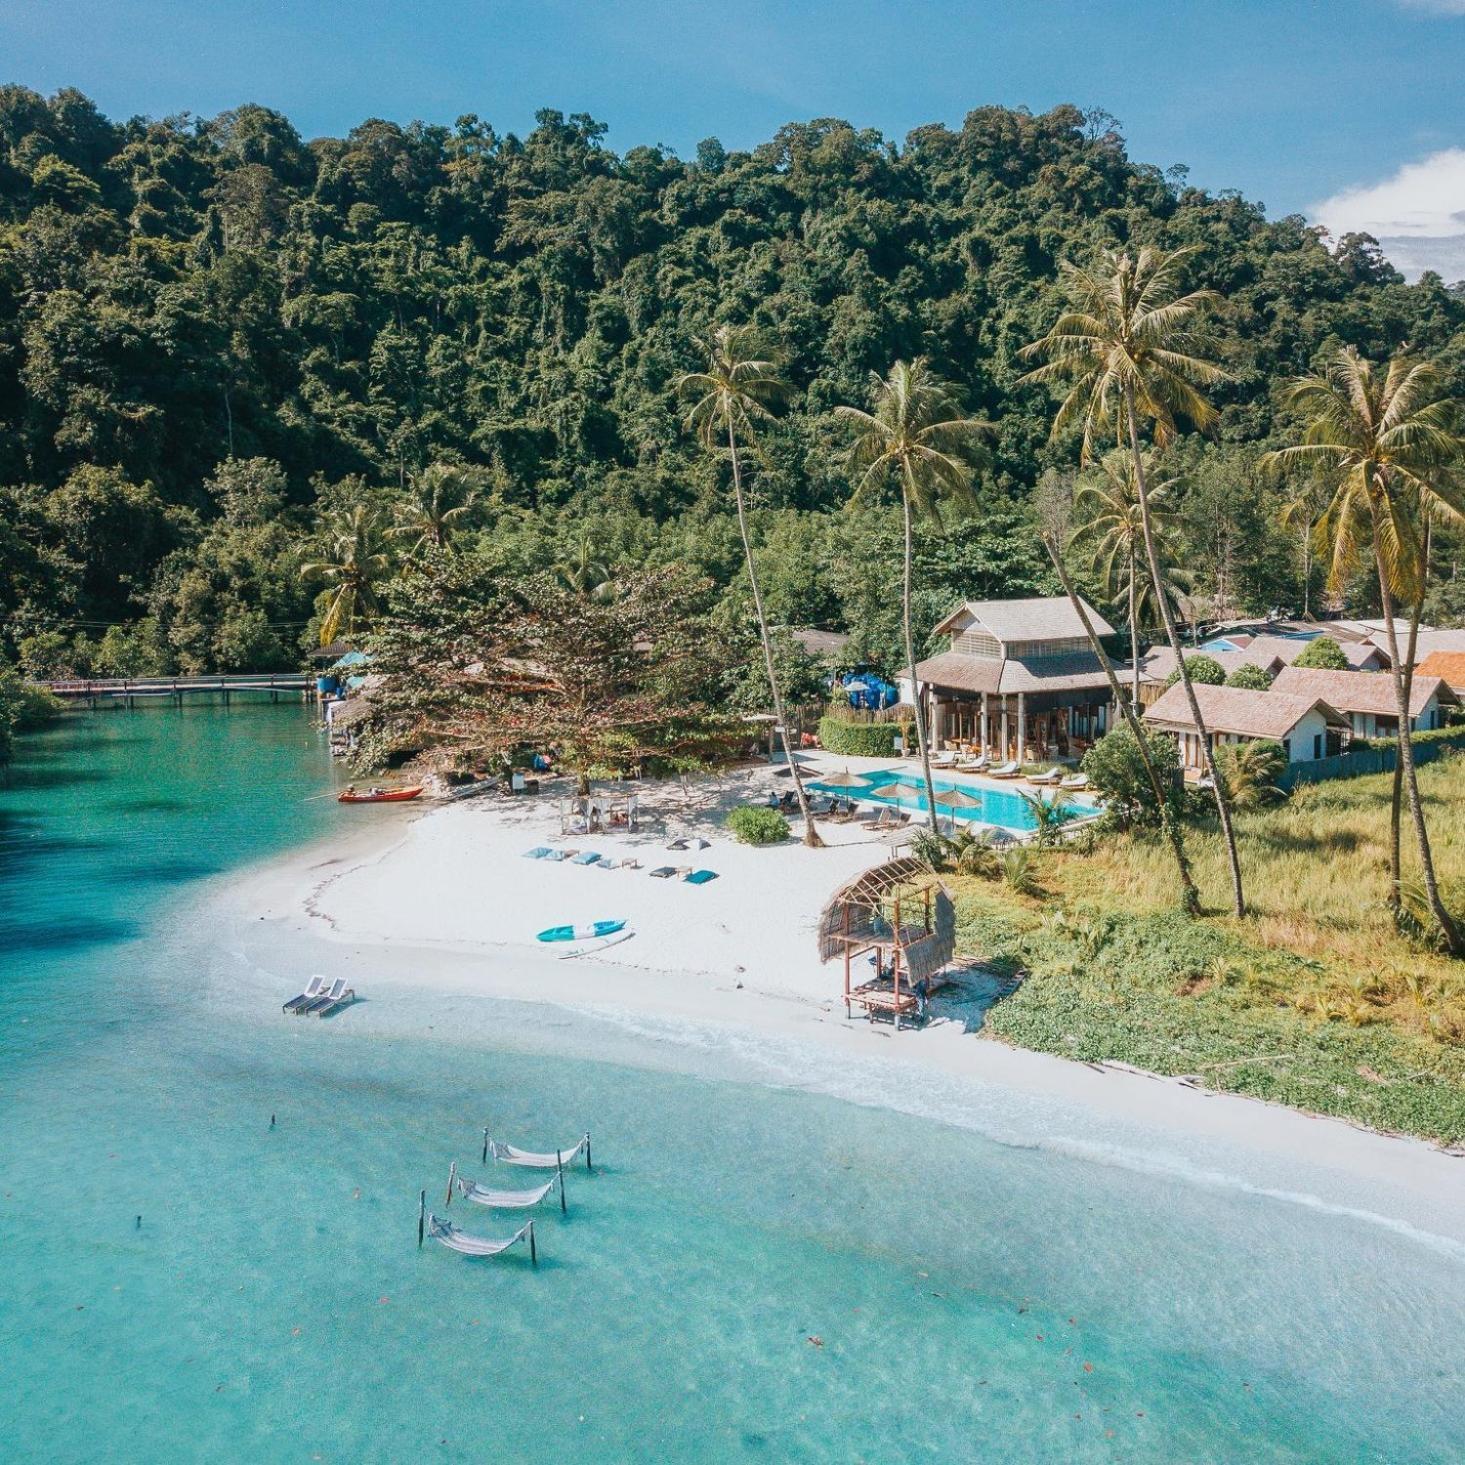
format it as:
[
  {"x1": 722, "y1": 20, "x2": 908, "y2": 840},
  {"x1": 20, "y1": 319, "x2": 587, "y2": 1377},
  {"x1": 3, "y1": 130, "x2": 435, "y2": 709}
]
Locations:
[
  {"x1": 1027, "y1": 768, "x2": 1061, "y2": 786},
  {"x1": 283, "y1": 975, "x2": 327, "y2": 1014},
  {"x1": 861, "y1": 806, "x2": 897, "y2": 831},
  {"x1": 313, "y1": 980, "x2": 356, "y2": 1017},
  {"x1": 1059, "y1": 773, "x2": 1090, "y2": 791},
  {"x1": 684, "y1": 869, "x2": 718, "y2": 885},
  {"x1": 988, "y1": 761, "x2": 1020, "y2": 779},
  {"x1": 302, "y1": 977, "x2": 349, "y2": 1016},
  {"x1": 570, "y1": 851, "x2": 602, "y2": 866},
  {"x1": 955, "y1": 755, "x2": 989, "y2": 772},
  {"x1": 522, "y1": 846, "x2": 553, "y2": 860},
  {"x1": 929, "y1": 751, "x2": 957, "y2": 768}
]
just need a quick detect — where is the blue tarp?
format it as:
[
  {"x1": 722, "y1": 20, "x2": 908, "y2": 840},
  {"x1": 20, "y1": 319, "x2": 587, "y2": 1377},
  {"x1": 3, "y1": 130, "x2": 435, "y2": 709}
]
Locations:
[
  {"x1": 839, "y1": 672, "x2": 897, "y2": 711},
  {"x1": 330, "y1": 650, "x2": 371, "y2": 670}
]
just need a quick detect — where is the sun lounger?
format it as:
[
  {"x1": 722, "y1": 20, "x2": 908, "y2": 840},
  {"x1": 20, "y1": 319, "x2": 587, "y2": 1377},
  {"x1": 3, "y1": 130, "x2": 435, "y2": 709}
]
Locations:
[
  {"x1": 302, "y1": 976, "x2": 349, "y2": 1016},
  {"x1": 956, "y1": 756, "x2": 989, "y2": 772},
  {"x1": 522, "y1": 846, "x2": 553, "y2": 860},
  {"x1": 570, "y1": 850, "x2": 602, "y2": 866},
  {"x1": 861, "y1": 806, "x2": 898, "y2": 831},
  {"x1": 1027, "y1": 768, "x2": 1061, "y2": 786},
  {"x1": 1060, "y1": 773, "x2": 1089, "y2": 791},
  {"x1": 988, "y1": 761, "x2": 1020, "y2": 778},
  {"x1": 313, "y1": 980, "x2": 355, "y2": 1017},
  {"x1": 649, "y1": 865, "x2": 677, "y2": 879},
  {"x1": 929, "y1": 752, "x2": 957, "y2": 768},
  {"x1": 283, "y1": 975, "x2": 327, "y2": 1014},
  {"x1": 684, "y1": 869, "x2": 718, "y2": 885}
]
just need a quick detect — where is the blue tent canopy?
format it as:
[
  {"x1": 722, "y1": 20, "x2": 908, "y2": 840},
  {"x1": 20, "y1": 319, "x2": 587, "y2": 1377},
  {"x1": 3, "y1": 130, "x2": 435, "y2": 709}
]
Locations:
[{"x1": 330, "y1": 650, "x2": 371, "y2": 670}]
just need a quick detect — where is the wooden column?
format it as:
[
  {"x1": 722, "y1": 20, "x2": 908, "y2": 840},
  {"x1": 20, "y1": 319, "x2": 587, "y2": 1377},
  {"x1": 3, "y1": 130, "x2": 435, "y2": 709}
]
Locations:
[
  {"x1": 1016, "y1": 692, "x2": 1026, "y2": 765},
  {"x1": 981, "y1": 692, "x2": 989, "y2": 753}
]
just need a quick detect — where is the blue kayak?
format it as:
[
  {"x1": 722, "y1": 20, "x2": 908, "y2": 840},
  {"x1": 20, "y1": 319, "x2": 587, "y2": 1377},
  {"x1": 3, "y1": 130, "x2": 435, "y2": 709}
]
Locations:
[{"x1": 537, "y1": 919, "x2": 627, "y2": 943}]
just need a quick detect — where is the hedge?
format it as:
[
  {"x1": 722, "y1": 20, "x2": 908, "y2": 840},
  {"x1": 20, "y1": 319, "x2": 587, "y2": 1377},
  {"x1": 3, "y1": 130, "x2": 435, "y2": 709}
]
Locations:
[
  {"x1": 817, "y1": 715, "x2": 904, "y2": 757},
  {"x1": 726, "y1": 806, "x2": 790, "y2": 845}
]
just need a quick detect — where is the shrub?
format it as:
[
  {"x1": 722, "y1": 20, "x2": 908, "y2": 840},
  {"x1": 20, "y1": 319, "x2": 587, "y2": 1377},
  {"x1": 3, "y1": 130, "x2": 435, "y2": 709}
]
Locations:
[
  {"x1": 1225, "y1": 662, "x2": 1272, "y2": 690},
  {"x1": 1164, "y1": 653, "x2": 1227, "y2": 687},
  {"x1": 1214, "y1": 739, "x2": 1286, "y2": 809},
  {"x1": 1293, "y1": 636, "x2": 1350, "y2": 670},
  {"x1": 817, "y1": 715, "x2": 904, "y2": 758},
  {"x1": 726, "y1": 805, "x2": 790, "y2": 845},
  {"x1": 1001, "y1": 847, "x2": 1039, "y2": 895},
  {"x1": 1081, "y1": 726, "x2": 1181, "y2": 828}
]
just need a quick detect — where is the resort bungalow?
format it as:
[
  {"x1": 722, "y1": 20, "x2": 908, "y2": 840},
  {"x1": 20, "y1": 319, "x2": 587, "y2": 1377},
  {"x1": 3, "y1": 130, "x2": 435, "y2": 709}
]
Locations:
[
  {"x1": 1142, "y1": 683, "x2": 1349, "y2": 771},
  {"x1": 905, "y1": 596, "x2": 1115, "y2": 762},
  {"x1": 1271, "y1": 666, "x2": 1457, "y2": 739}
]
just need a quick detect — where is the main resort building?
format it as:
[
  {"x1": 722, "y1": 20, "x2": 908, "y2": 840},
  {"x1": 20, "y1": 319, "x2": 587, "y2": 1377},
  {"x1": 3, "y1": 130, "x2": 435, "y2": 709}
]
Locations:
[{"x1": 903, "y1": 596, "x2": 1116, "y2": 763}]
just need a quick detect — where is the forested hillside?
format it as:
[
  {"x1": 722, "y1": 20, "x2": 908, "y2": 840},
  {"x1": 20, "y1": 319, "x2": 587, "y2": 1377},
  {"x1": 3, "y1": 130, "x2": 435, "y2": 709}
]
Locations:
[{"x1": 3, "y1": 86, "x2": 1464, "y2": 675}]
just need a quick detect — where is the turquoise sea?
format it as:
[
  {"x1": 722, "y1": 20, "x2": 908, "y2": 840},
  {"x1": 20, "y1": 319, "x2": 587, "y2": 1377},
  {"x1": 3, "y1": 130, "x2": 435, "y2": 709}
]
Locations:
[{"x1": 3, "y1": 704, "x2": 1464, "y2": 1462}]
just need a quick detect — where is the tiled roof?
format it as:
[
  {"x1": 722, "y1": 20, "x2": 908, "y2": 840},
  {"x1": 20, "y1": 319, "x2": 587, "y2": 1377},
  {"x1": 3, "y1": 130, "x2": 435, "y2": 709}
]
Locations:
[
  {"x1": 1416, "y1": 650, "x2": 1465, "y2": 690},
  {"x1": 1143, "y1": 683, "x2": 1348, "y2": 740},
  {"x1": 932, "y1": 595, "x2": 1115, "y2": 642},
  {"x1": 1272, "y1": 666, "x2": 1455, "y2": 718},
  {"x1": 913, "y1": 649, "x2": 1113, "y2": 696}
]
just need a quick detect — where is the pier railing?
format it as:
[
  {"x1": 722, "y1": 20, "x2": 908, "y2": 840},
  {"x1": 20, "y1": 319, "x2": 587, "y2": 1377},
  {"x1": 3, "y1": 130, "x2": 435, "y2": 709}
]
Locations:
[{"x1": 44, "y1": 673, "x2": 314, "y2": 702}]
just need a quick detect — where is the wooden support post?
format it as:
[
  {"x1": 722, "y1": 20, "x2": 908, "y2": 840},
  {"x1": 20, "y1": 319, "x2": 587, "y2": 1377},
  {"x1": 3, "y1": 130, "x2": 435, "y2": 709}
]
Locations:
[
  {"x1": 445, "y1": 1160, "x2": 457, "y2": 1207},
  {"x1": 418, "y1": 1189, "x2": 426, "y2": 1248},
  {"x1": 584, "y1": 1133, "x2": 592, "y2": 1172},
  {"x1": 481, "y1": 1127, "x2": 489, "y2": 1164},
  {"x1": 556, "y1": 1152, "x2": 567, "y2": 1213},
  {"x1": 528, "y1": 1220, "x2": 537, "y2": 1267}
]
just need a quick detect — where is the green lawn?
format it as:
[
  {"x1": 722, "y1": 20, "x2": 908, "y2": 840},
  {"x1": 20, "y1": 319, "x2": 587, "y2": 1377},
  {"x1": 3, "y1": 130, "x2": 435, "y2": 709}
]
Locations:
[{"x1": 957, "y1": 753, "x2": 1465, "y2": 1144}]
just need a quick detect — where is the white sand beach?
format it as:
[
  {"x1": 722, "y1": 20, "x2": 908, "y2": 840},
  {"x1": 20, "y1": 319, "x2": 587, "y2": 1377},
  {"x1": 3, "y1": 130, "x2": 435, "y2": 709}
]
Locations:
[{"x1": 230, "y1": 759, "x2": 1465, "y2": 1243}]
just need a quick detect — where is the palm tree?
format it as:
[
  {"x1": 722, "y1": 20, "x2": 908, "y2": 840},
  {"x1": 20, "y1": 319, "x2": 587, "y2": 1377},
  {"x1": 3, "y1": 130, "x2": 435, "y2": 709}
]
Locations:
[
  {"x1": 1213, "y1": 740, "x2": 1285, "y2": 812},
  {"x1": 1073, "y1": 451, "x2": 1189, "y2": 703},
  {"x1": 1264, "y1": 347, "x2": 1465, "y2": 953},
  {"x1": 1020, "y1": 244, "x2": 1246, "y2": 918},
  {"x1": 835, "y1": 359, "x2": 991, "y2": 834},
  {"x1": 678, "y1": 325, "x2": 821, "y2": 847},
  {"x1": 302, "y1": 503, "x2": 391, "y2": 646},
  {"x1": 1033, "y1": 472, "x2": 1200, "y2": 913},
  {"x1": 388, "y1": 464, "x2": 480, "y2": 554},
  {"x1": 1019, "y1": 788, "x2": 1074, "y2": 849},
  {"x1": 553, "y1": 535, "x2": 615, "y2": 601}
]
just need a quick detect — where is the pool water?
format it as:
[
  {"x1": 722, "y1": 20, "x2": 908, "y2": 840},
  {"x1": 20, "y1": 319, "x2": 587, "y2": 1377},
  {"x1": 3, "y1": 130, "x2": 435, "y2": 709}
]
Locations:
[
  {"x1": 810, "y1": 769, "x2": 1095, "y2": 832},
  {"x1": 3, "y1": 706, "x2": 1464, "y2": 1462}
]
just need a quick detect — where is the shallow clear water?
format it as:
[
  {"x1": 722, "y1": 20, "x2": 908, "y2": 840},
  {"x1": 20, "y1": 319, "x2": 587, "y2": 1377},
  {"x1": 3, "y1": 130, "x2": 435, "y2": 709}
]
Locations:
[
  {"x1": 809, "y1": 769, "x2": 1093, "y2": 831},
  {"x1": 3, "y1": 705, "x2": 1464, "y2": 1462}
]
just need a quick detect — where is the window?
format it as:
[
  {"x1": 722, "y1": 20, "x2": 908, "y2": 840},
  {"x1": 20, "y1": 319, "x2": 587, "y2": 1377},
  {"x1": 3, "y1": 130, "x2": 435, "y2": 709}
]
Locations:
[
  {"x1": 1006, "y1": 637, "x2": 1089, "y2": 659},
  {"x1": 1282, "y1": 738, "x2": 1291, "y2": 761},
  {"x1": 952, "y1": 631, "x2": 1000, "y2": 658},
  {"x1": 1313, "y1": 733, "x2": 1322, "y2": 760}
]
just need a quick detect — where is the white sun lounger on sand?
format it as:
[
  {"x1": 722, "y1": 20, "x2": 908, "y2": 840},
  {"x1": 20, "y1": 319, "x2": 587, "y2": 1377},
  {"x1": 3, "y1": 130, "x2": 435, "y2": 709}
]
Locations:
[{"x1": 283, "y1": 975, "x2": 327, "y2": 1013}]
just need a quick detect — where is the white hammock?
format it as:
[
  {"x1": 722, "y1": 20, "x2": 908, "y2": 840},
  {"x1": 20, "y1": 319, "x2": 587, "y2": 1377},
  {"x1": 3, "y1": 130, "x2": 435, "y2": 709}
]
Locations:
[
  {"x1": 427, "y1": 1214, "x2": 535, "y2": 1259},
  {"x1": 489, "y1": 1134, "x2": 589, "y2": 1169},
  {"x1": 456, "y1": 1173, "x2": 557, "y2": 1210}
]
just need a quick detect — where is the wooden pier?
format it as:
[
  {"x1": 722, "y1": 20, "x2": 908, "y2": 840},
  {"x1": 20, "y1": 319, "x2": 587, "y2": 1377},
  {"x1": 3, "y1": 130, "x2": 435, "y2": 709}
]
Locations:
[{"x1": 43, "y1": 673, "x2": 315, "y2": 708}]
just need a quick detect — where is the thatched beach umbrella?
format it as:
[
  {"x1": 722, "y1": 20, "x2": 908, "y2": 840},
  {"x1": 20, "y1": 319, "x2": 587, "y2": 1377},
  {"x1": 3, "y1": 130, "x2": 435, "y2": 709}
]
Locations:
[
  {"x1": 931, "y1": 787, "x2": 982, "y2": 811},
  {"x1": 818, "y1": 768, "x2": 869, "y2": 789}
]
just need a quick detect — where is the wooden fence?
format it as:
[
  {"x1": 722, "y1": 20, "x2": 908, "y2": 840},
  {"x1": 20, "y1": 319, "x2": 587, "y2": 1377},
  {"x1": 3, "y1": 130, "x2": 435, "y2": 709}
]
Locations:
[{"x1": 1279, "y1": 728, "x2": 1465, "y2": 788}]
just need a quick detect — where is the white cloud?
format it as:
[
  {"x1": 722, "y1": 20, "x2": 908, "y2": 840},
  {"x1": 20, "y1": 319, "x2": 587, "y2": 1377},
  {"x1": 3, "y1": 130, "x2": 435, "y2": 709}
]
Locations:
[{"x1": 1311, "y1": 149, "x2": 1465, "y2": 280}]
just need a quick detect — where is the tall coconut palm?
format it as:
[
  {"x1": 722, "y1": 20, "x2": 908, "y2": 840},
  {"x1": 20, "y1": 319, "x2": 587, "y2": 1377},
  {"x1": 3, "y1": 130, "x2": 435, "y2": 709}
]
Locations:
[
  {"x1": 835, "y1": 359, "x2": 991, "y2": 834},
  {"x1": 1033, "y1": 472, "x2": 1200, "y2": 914},
  {"x1": 1264, "y1": 348, "x2": 1465, "y2": 953},
  {"x1": 302, "y1": 503, "x2": 392, "y2": 646},
  {"x1": 1073, "y1": 451, "x2": 1190, "y2": 703},
  {"x1": 678, "y1": 325, "x2": 821, "y2": 846},
  {"x1": 1020, "y1": 244, "x2": 1246, "y2": 918},
  {"x1": 389, "y1": 463, "x2": 481, "y2": 555}
]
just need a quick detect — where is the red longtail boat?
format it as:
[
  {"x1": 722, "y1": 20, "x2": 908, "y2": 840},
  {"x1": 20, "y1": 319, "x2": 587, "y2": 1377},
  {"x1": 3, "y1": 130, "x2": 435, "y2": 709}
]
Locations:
[{"x1": 337, "y1": 785, "x2": 424, "y2": 804}]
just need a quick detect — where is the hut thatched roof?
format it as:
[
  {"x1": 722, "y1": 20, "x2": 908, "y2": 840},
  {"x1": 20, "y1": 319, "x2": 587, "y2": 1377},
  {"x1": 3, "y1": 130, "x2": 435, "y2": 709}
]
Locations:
[{"x1": 817, "y1": 858, "x2": 956, "y2": 975}]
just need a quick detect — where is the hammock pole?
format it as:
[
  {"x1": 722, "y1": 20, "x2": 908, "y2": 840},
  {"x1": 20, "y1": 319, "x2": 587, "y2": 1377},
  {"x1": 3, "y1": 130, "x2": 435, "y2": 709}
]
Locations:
[
  {"x1": 528, "y1": 1220, "x2": 537, "y2": 1267},
  {"x1": 445, "y1": 1160, "x2": 457, "y2": 1207},
  {"x1": 584, "y1": 1133, "x2": 592, "y2": 1172},
  {"x1": 481, "y1": 1128, "x2": 489, "y2": 1165},
  {"x1": 556, "y1": 1152, "x2": 567, "y2": 1213},
  {"x1": 417, "y1": 1189, "x2": 425, "y2": 1249}
]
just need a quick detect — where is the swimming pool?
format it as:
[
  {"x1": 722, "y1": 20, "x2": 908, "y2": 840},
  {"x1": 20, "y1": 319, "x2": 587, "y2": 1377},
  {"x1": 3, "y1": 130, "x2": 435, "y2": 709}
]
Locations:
[{"x1": 810, "y1": 769, "x2": 1099, "y2": 832}]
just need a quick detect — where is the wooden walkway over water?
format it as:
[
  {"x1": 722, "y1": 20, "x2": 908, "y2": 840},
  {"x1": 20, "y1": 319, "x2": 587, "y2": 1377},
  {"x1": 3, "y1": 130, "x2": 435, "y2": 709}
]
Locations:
[{"x1": 44, "y1": 673, "x2": 315, "y2": 707}]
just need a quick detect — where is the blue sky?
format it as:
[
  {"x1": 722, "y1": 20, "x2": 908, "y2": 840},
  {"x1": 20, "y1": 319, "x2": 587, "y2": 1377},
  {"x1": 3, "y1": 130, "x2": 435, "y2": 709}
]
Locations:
[{"x1": 6, "y1": 0, "x2": 1465, "y2": 275}]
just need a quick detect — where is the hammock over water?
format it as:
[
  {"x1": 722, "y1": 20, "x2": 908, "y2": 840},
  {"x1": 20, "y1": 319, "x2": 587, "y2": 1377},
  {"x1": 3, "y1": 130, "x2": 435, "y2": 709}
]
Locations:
[
  {"x1": 456, "y1": 1173, "x2": 558, "y2": 1210},
  {"x1": 489, "y1": 1133, "x2": 590, "y2": 1169},
  {"x1": 427, "y1": 1213, "x2": 536, "y2": 1260}
]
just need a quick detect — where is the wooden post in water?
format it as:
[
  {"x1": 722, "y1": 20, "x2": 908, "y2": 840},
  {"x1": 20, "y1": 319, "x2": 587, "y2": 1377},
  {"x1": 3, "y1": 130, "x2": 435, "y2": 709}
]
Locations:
[
  {"x1": 556, "y1": 1152, "x2": 566, "y2": 1214},
  {"x1": 445, "y1": 1160, "x2": 457, "y2": 1207},
  {"x1": 481, "y1": 1127, "x2": 489, "y2": 1164},
  {"x1": 584, "y1": 1133, "x2": 593, "y2": 1172},
  {"x1": 527, "y1": 1220, "x2": 537, "y2": 1268},
  {"x1": 417, "y1": 1189, "x2": 426, "y2": 1248}
]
